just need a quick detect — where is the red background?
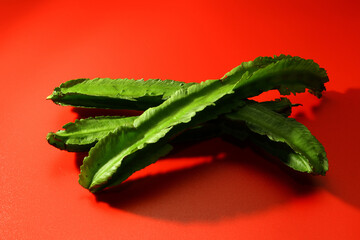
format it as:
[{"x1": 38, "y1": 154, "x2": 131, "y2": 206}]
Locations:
[{"x1": 1, "y1": 0, "x2": 360, "y2": 239}]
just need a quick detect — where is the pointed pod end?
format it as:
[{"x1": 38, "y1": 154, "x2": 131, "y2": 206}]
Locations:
[
  {"x1": 46, "y1": 132, "x2": 66, "y2": 150},
  {"x1": 312, "y1": 153, "x2": 329, "y2": 176},
  {"x1": 78, "y1": 174, "x2": 104, "y2": 193},
  {"x1": 46, "y1": 87, "x2": 63, "y2": 101},
  {"x1": 320, "y1": 158, "x2": 329, "y2": 176}
]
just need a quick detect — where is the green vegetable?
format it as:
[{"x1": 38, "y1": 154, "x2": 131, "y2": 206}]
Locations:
[
  {"x1": 46, "y1": 98, "x2": 293, "y2": 152},
  {"x1": 79, "y1": 79, "x2": 242, "y2": 192},
  {"x1": 46, "y1": 55, "x2": 328, "y2": 193},
  {"x1": 46, "y1": 116, "x2": 136, "y2": 152},
  {"x1": 224, "y1": 102, "x2": 328, "y2": 174},
  {"x1": 47, "y1": 55, "x2": 327, "y2": 111},
  {"x1": 76, "y1": 56, "x2": 328, "y2": 192},
  {"x1": 47, "y1": 78, "x2": 195, "y2": 110}
]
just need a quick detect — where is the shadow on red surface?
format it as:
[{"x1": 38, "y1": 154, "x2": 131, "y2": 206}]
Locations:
[
  {"x1": 294, "y1": 89, "x2": 360, "y2": 209},
  {"x1": 93, "y1": 139, "x2": 317, "y2": 222},
  {"x1": 73, "y1": 89, "x2": 360, "y2": 221}
]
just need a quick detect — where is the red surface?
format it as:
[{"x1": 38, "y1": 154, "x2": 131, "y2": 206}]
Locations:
[{"x1": 1, "y1": 0, "x2": 360, "y2": 239}]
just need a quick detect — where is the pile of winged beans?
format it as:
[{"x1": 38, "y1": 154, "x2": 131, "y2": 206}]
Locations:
[{"x1": 47, "y1": 55, "x2": 328, "y2": 193}]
